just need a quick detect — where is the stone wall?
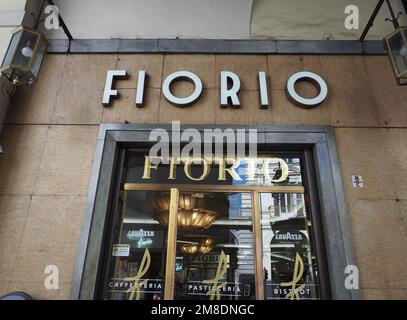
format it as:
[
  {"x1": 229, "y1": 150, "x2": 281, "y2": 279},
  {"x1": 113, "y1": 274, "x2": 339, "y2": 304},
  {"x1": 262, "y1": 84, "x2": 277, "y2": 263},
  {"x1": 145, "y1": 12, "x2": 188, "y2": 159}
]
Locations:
[{"x1": 0, "y1": 53, "x2": 406, "y2": 299}]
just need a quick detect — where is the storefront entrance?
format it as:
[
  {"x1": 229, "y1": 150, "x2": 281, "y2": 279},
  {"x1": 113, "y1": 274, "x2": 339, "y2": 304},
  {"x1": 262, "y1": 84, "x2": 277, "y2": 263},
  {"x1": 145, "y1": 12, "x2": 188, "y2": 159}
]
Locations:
[
  {"x1": 72, "y1": 124, "x2": 355, "y2": 300},
  {"x1": 99, "y1": 150, "x2": 329, "y2": 300}
]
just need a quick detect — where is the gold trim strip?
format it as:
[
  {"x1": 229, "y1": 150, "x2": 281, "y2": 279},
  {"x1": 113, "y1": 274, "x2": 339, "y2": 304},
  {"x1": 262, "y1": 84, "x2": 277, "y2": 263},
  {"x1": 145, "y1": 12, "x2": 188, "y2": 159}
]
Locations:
[
  {"x1": 163, "y1": 188, "x2": 179, "y2": 300},
  {"x1": 252, "y1": 191, "x2": 265, "y2": 300},
  {"x1": 123, "y1": 183, "x2": 304, "y2": 194}
]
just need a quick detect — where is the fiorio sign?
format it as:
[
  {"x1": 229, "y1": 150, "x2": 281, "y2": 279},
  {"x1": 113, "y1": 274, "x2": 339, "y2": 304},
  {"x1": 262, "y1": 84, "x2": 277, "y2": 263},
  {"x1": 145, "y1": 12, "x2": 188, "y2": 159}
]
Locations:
[
  {"x1": 142, "y1": 155, "x2": 289, "y2": 183},
  {"x1": 102, "y1": 69, "x2": 328, "y2": 109}
]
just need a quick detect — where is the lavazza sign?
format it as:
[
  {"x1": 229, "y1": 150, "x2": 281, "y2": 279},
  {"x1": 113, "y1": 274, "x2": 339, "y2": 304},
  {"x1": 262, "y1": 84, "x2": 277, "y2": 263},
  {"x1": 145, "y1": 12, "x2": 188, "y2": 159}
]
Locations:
[{"x1": 102, "y1": 69, "x2": 328, "y2": 109}]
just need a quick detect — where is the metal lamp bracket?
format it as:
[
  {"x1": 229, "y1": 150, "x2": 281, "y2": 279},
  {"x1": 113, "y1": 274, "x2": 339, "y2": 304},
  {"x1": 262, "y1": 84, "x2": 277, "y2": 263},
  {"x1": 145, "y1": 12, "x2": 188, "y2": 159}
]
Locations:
[
  {"x1": 385, "y1": 11, "x2": 403, "y2": 24},
  {"x1": 385, "y1": 0, "x2": 403, "y2": 29}
]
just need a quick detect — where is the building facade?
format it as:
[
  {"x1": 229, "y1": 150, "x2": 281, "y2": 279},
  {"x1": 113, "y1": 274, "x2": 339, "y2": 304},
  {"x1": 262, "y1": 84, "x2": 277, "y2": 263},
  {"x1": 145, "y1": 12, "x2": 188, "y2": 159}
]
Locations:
[{"x1": 0, "y1": 0, "x2": 407, "y2": 300}]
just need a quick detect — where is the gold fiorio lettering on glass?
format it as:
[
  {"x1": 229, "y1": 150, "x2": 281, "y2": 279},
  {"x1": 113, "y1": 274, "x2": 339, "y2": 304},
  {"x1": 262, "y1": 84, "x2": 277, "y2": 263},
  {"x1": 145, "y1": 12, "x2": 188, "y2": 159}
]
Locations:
[
  {"x1": 280, "y1": 252, "x2": 305, "y2": 300},
  {"x1": 142, "y1": 156, "x2": 162, "y2": 179},
  {"x1": 141, "y1": 156, "x2": 289, "y2": 182},
  {"x1": 202, "y1": 250, "x2": 228, "y2": 300},
  {"x1": 263, "y1": 158, "x2": 289, "y2": 183},
  {"x1": 184, "y1": 157, "x2": 210, "y2": 181},
  {"x1": 218, "y1": 158, "x2": 241, "y2": 181},
  {"x1": 168, "y1": 156, "x2": 176, "y2": 180},
  {"x1": 124, "y1": 248, "x2": 151, "y2": 300}
]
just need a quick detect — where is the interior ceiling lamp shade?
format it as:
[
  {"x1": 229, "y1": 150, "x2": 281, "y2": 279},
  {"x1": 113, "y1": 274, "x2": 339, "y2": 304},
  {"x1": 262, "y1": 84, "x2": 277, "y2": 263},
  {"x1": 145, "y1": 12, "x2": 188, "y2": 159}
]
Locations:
[
  {"x1": 181, "y1": 238, "x2": 215, "y2": 255},
  {"x1": 150, "y1": 192, "x2": 229, "y2": 229}
]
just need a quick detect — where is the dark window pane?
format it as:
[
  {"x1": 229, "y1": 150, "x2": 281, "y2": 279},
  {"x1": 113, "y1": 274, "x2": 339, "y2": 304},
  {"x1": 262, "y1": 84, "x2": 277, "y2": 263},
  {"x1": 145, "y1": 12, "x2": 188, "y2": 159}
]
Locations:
[
  {"x1": 261, "y1": 192, "x2": 320, "y2": 300},
  {"x1": 103, "y1": 190, "x2": 167, "y2": 300},
  {"x1": 173, "y1": 192, "x2": 256, "y2": 300}
]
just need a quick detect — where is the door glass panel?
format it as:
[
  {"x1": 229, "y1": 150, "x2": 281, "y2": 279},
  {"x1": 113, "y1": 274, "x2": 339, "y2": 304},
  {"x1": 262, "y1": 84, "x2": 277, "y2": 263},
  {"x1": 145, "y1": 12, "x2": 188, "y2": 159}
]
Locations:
[
  {"x1": 102, "y1": 190, "x2": 168, "y2": 300},
  {"x1": 125, "y1": 151, "x2": 302, "y2": 187},
  {"x1": 159, "y1": 191, "x2": 256, "y2": 300},
  {"x1": 100, "y1": 150, "x2": 327, "y2": 300},
  {"x1": 260, "y1": 192, "x2": 320, "y2": 300}
]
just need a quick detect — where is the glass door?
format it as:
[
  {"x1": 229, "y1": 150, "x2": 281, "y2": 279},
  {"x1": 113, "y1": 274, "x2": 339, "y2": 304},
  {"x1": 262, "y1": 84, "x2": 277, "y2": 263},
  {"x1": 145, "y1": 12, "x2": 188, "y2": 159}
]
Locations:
[
  {"x1": 173, "y1": 191, "x2": 256, "y2": 300},
  {"x1": 102, "y1": 189, "x2": 171, "y2": 300},
  {"x1": 99, "y1": 150, "x2": 329, "y2": 300},
  {"x1": 259, "y1": 192, "x2": 320, "y2": 300},
  {"x1": 101, "y1": 187, "x2": 260, "y2": 300}
]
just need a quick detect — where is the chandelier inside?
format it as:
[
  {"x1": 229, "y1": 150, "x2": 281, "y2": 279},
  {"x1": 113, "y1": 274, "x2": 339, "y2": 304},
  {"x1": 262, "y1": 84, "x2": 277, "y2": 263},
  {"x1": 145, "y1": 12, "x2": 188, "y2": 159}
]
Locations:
[
  {"x1": 157, "y1": 208, "x2": 218, "y2": 229},
  {"x1": 181, "y1": 238, "x2": 214, "y2": 254},
  {"x1": 149, "y1": 192, "x2": 228, "y2": 229}
]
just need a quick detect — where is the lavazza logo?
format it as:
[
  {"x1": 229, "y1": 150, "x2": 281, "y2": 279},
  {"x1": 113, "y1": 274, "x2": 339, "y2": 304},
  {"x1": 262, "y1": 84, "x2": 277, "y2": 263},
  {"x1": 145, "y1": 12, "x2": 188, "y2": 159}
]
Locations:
[
  {"x1": 275, "y1": 232, "x2": 304, "y2": 241},
  {"x1": 127, "y1": 229, "x2": 154, "y2": 240}
]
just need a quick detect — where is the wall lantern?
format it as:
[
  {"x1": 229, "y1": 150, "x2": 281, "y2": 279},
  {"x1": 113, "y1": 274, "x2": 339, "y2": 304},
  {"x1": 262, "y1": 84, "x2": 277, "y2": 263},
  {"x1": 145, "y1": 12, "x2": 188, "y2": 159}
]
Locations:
[
  {"x1": 384, "y1": 26, "x2": 407, "y2": 85},
  {"x1": 360, "y1": 0, "x2": 407, "y2": 86},
  {"x1": 0, "y1": 27, "x2": 48, "y2": 86}
]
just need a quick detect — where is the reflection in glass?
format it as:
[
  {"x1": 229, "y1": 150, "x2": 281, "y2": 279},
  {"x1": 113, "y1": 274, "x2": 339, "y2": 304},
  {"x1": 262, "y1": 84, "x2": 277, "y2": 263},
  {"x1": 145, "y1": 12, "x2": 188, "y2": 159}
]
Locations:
[
  {"x1": 101, "y1": 151, "x2": 324, "y2": 300},
  {"x1": 260, "y1": 193, "x2": 319, "y2": 300},
  {"x1": 172, "y1": 192, "x2": 256, "y2": 300},
  {"x1": 14, "y1": 31, "x2": 38, "y2": 70},
  {"x1": 103, "y1": 190, "x2": 167, "y2": 300},
  {"x1": 389, "y1": 30, "x2": 407, "y2": 76},
  {"x1": 125, "y1": 151, "x2": 303, "y2": 187}
]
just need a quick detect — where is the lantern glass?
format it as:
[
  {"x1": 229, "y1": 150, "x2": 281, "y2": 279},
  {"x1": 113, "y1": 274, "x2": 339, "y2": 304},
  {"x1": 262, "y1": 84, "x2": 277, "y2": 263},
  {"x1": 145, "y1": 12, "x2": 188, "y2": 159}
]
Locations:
[
  {"x1": 14, "y1": 30, "x2": 38, "y2": 70},
  {"x1": 1, "y1": 30, "x2": 22, "y2": 68},
  {"x1": 0, "y1": 27, "x2": 48, "y2": 86},
  {"x1": 31, "y1": 37, "x2": 47, "y2": 78},
  {"x1": 385, "y1": 27, "x2": 407, "y2": 85}
]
